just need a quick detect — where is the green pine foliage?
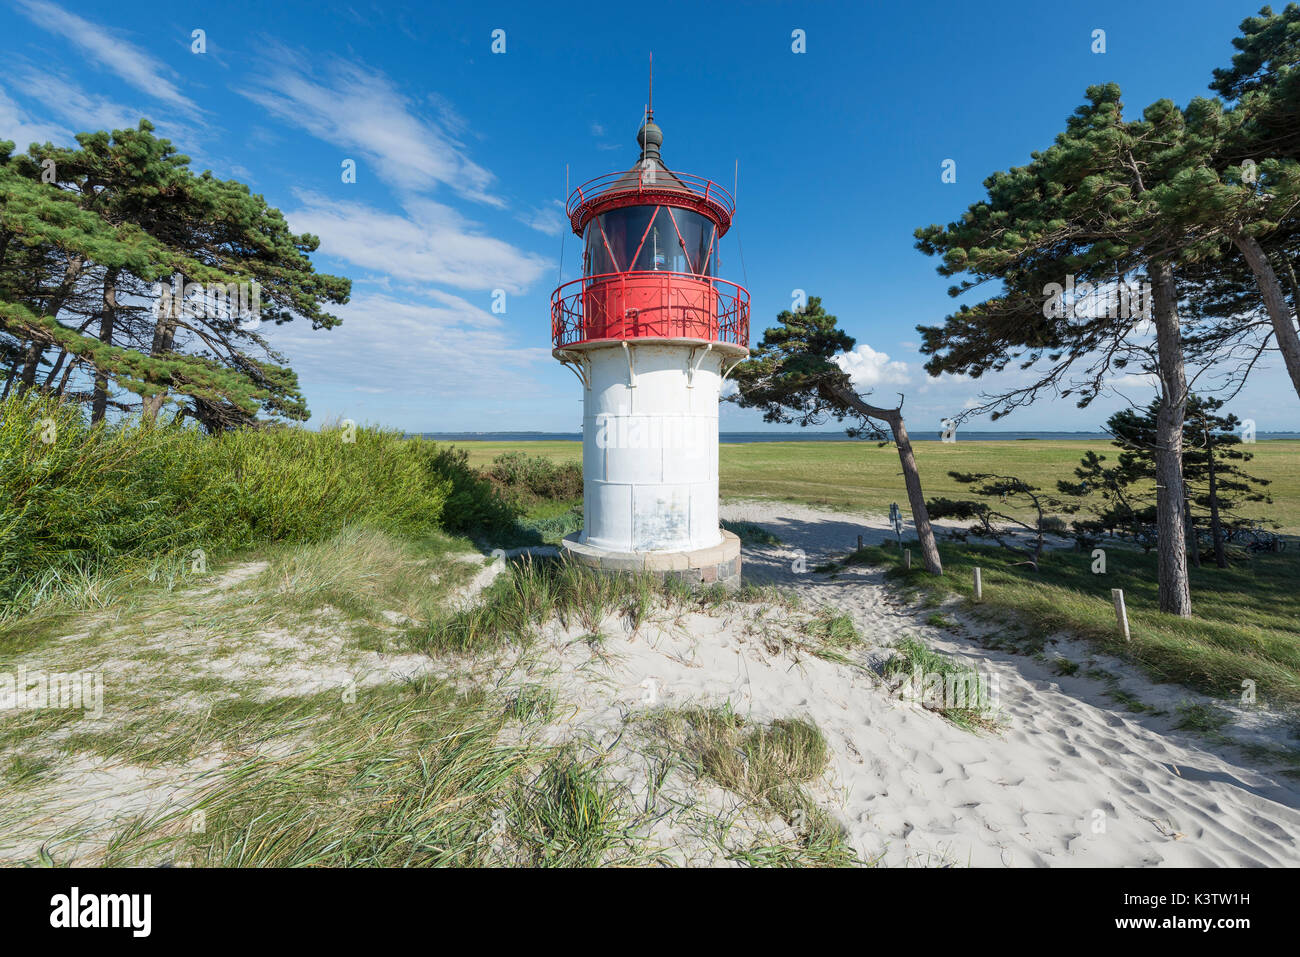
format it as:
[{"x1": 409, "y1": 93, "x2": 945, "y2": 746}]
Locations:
[
  {"x1": 0, "y1": 121, "x2": 350, "y2": 428},
  {"x1": 1058, "y1": 394, "x2": 1272, "y2": 553}
]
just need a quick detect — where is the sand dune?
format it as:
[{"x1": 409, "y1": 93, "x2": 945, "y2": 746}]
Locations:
[
  {"x1": 490, "y1": 501, "x2": 1300, "y2": 866},
  {"x1": 4, "y1": 503, "x2": 1296, "y2": 867}
]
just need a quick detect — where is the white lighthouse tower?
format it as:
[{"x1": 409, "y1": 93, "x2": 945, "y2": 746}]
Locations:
[{"x1": 550, "y1": 93, "x2": 749, "y2": 587}]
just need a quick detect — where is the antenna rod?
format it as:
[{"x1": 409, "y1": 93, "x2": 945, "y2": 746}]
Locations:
[{"x1": 648, "y1": 52, "x2": 653, "y2": 118}]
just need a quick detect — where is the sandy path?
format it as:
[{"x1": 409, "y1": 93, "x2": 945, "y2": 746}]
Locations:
[{"x1": 717, "y1": 501, "x2": 1300, "y2": 866}]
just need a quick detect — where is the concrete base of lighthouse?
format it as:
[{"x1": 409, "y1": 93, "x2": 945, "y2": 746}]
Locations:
[{"x1": 560, "y1": 529, "x2": 741, "y2": 590}]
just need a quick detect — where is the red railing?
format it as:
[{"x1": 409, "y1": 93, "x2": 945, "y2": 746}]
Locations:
[
  {"x1": 552, "y1": 271, "x2": 749, "y2": 350},
  {"x1": 567, "y1": 170, "x2": 735, "y2": 232}
]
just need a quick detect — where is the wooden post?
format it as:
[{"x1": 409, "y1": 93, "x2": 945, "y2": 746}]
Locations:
[
  {"x1": 973, "y1": 567, "x2": 982, "y2": 601},
  {"x1": 857, "y1": 534, "x2": 864, "y2": 551},
  {"x1": 1111, "y1": 588, "x2": 1131, "y2": 642},
  {"x1": 904, "y1": 548, "x2": 912, "y2": 571}
]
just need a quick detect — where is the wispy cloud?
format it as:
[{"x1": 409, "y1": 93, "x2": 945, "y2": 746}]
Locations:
[
  {"x1": 10, "y1": 71, "x2": 143, "y2": 135},
  {"x1": 519, "y1": 200, "x2": 566, "y2": 237},
  {"x1": 1107, "y1": 371, "x2": 1160, "y2": 391},
  {"x1": 0, "y1": 84, "x2": 69, "y2": 148},
  {"x1": 267, "y1": 290, "x2": 550, "y2": 399},
  {"x1": 240, "y1": 58, "x2": 501, "y2": 204},
  {"x1": 287, "y1": 191, "x2": 549, "y2": 293},
  {"x1": 14, "y1": 0, "x2": 200, "y2": 116}
]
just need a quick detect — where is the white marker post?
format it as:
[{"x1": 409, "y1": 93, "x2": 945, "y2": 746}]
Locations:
[
  {"x1": 904, "y1": 548, "x2": 912, "y2": 571},
  {"x1": 973, "y1": 567, "x2": 983, "y2": 602},
  {"x1": 1111, "y1": 588, "x2": 1131, "y2": 642}
]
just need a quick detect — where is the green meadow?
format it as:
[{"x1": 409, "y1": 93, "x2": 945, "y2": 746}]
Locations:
[{"x1": 457, "y1": 439, "x2": 1300, "y2": 534}]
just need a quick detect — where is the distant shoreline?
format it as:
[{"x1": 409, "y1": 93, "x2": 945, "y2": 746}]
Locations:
[{"x1": 416, "y1": 431, "x2": 1300, "y2": 443}]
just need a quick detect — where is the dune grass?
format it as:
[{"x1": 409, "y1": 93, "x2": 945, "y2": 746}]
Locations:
[
  {"x1": 644, "y1": 704, "x2": 858, "y2": 866},
  {"x1": 416, "y1": 552, "x2": 798, "y2": 658},
  {"x1": 882, "y1": 636, "x2": 1000, "y2": 732},
  {"x1": 720, "y1": 519, "x2": 783, "y2": 546},
  {"x1": 0, "y1": 527, "x2": 662, "y2": 867},
  {"x1": 0, "y1": 524, "x2": 854, "y2": 867},
  {"x1": 854, "y1": 539, "x2": 1300, "y2": 708},
  {"x1": 98, "y1": 680, "x2": 537, "y2": 867},
  {"x1": 0, "y1": 393, "x2": 518, "y2": 622}
]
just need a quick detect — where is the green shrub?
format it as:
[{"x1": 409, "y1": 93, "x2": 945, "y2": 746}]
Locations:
[
  {"x1": 720, "y1": 519, "x2": 782, "y2": 546},
  {"x1": 0, "y1": 394, "x2": 522, "y2": 614},
  {"x1": 485, "y1": 451, "x2": 583, "y2": 504},
  {"x1": 425, "y1": 445, "x2": 521, "y2": 534}
]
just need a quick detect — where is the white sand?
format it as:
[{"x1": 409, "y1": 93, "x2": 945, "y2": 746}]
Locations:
[
  {"x1": 486, "y1": 501, "x2": 1300, "y2": 866},
  {"x1": 5, "y1": 503, "x2": 1297, "y2": 866}
]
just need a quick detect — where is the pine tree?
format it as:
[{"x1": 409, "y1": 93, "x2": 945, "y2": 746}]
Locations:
[
  {"x1": 1201, "y1": 4, "x2": 1300, "y2": 400},
  {"x1": 1060, "y1": 396, "x2": 1271, "y2": 568},
  {"x1": 914, "y1": 85, "x2": 1201, "y2": 615},
  {"x1": 0, "y1": 120, "x2": 350, "y2": 429},
  {"x1": 730, "y1": 296, "x2": 943, "y2": 574},
  {"x1": 926, "y1": 473, "x2": 1077, "y2": 571}
]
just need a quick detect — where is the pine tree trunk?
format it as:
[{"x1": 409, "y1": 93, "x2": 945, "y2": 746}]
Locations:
[
  {"x1": 886, "y1": 412, "x2": 943, "y2": 575},
  {"x1": 56, "y1": 357, "x2": 77, "y2": 395},
  {"x1": 1, "y1": 354, "x2": 20, "y2": 400},
  {"x1": 830, "y1": 385, "x2": 942, "y2": 574},
  {"x1": 1279, "y1": 254, "x2": 1300, "y2": 324},
  {"x1": 92, "y1": 268, "x2": 120, "y2": 423},
  {"x1": 18, "y1": 339, "x2": 42, "y2": 393},
  {"x1": 18, "y1": 255, "x2": 86, "y2": 395},
  {"x1": 42, "y1": 349, "x2": 68, "y2": 389},
  {"x1": 1150, "y1": 260, "x2": 1193, "y2": 617},
  {"x1": 142, "y1": 274, "x2": 180, "y2": 421},
  {"x1": 1235, "y1": 233, "x2": 1300, "y2": 401},
  {"x1": 1206, "y1": 436, "x2": 1227, "y2": 569}
]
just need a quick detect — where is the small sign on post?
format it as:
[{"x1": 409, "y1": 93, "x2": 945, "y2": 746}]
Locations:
[
  {"x1": 973, "y1": 566, "x2": 983, "y2": 601},
  {"x1": 1111, "y1": 588, "x2": 1131, "y2": 642},
  {"x1": 889, "y1": 502, "x2": 904, "y2": 549}
]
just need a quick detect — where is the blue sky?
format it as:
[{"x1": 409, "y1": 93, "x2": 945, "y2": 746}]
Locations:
[{"x1": 3, "y1": 0, "x2": 1297, "y2": 434}]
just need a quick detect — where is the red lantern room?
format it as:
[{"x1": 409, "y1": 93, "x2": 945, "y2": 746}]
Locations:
[{"x1": 550, "y1": 94, "x2": 749, "y2": 351}]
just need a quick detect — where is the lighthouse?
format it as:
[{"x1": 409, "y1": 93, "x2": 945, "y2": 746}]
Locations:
[{"x1": 551, "y1": 88, "x2": 749, "y2": 587}]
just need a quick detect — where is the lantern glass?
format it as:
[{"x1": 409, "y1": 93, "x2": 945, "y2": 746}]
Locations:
[{"x1": 584, "y1": 207, "x2": 717, "y2": 277}]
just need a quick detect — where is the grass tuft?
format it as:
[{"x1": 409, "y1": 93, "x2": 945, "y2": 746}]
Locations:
[
  {"x1": 646, "y1": 704, "x2": 857, "y2": 866},
  {"x1": 882, "y1": 636, "x2": 999, "y2": 732}
]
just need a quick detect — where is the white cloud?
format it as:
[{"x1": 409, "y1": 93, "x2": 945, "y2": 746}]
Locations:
[
  {"x1": 240, "y1": 58, "x2": 501, "y2": 204},
  {"x1": 1107, "y1": 372, "x2": 1160, "y2": 391},
  {"x1": 14, "y1": 0, "x2": 200, "y2": 116},
  {"x1": 267, "y1": 291, "x2": 550, "y2": 400},
  {"x1": 519, "y1": 200, "x2": 566, "y2": 237},
  {"x1": 286, "y1": 192, "x2": 550, "y2": 293},
  {"x1": 11, "y1": 72, "x2": 142, "y2": 135},
  {"x1": 918, "y1": 369, "x2": 970, "y2": 391},
  {"x1": 0, "y1": 85, "x2": 69, "y2": 148},
  {"x1": 833, "y1": 344, "x2": 910, "y2": 390}
]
